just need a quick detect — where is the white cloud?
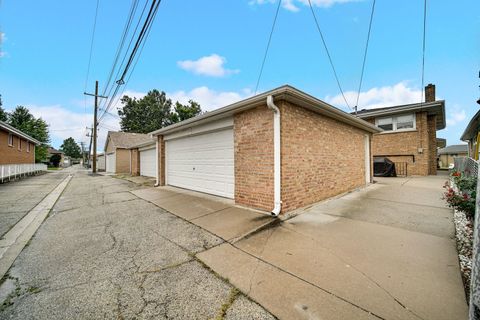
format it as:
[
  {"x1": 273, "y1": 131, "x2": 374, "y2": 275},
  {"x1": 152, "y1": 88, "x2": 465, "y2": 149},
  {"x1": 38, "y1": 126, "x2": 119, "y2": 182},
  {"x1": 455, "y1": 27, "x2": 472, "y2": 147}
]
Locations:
[
  {"x1": 177, "y1": 54, "x2": 239, "y2": 77},
  {"x1": 0, "y1": 32, "x2": 6, "y2": 58},
  {"x1": 168, "y1": 87, "x2": 252, "y2": 111},
  {"x1": 249, "y1": 0, "x2": 359, "y2": 12},
  {"x1": 325, "y1": 82, "x2": 423, "y2": 110},
  {"x1": 446, "y1": 106, "x2": 466, "y2": 126}
]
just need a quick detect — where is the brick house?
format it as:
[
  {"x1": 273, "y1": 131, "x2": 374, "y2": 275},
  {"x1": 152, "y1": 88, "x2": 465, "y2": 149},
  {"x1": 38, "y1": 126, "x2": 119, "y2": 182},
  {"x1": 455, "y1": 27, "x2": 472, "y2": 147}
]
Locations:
[
  {"x1": 104, "y1": 131, "x2": 155, "y2": 174},
  {"x1": 150, "y1": 85, "x2": 380, "y2": 215},
  {"x1": 0, "y1": 120, "x2": 40, "y2": 165},
  {"x1": 355, "y1": 84, "x2": 446, "y2": 176},
  {"x1": 438, "y1": 144, "x2": 468, "y2": 169}
]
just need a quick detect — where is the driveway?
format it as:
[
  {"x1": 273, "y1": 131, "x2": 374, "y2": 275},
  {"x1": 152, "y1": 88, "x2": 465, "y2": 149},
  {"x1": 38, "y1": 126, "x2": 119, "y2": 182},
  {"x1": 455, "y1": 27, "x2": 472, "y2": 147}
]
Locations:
[
  {"x1": 199, "y1": 175, "x2": 468, "y2": 319},
  {"x1": 0, "y1": 168, "x2": 274, "y2": 319}
]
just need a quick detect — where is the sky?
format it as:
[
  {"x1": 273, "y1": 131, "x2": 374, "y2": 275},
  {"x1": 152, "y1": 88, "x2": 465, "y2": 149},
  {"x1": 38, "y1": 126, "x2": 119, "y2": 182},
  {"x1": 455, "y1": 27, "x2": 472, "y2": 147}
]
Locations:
[{"x1": 0, "y1": 0, "x2": 479, "y2": 151}]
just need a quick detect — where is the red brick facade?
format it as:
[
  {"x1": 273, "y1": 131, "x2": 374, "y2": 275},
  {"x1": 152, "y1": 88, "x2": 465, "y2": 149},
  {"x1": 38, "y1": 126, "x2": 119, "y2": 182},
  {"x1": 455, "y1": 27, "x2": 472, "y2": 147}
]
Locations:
[
  {"x1": 130, "y1": 149, "x2": 140, "y2": 176},
  {"x1": 280, "y1": 101, "x2": 369, "y2": 212},
  {"x1": 0, "y1": 129, "x2": 35, "y2": 165},
  {"x1": 234, "y1": 104, "x2": 274, "y2": 211}
]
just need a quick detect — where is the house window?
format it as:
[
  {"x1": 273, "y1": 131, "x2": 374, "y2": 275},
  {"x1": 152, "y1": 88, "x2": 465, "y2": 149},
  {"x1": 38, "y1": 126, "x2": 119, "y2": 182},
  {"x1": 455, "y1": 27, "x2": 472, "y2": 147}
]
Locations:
[
  {"x1": 376, "y1": 113, "x2": 415, "y2": 132},
  {"x1": 8, "y1": 134, "x2": 13, "y2": 146},
  {"x1": 18, "y1": 139, "x2": 22, "y2": 151},
  {"x1": 27, "y1": 142, "x2": 30, "y2": 153}
]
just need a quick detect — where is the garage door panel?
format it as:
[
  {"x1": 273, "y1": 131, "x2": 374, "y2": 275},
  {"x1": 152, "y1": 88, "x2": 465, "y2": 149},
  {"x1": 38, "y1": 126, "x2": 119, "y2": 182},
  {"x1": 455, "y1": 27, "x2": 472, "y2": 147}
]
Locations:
[
  {"x1": 106, "y1": 153, "x2": 116, "y2": 173},
  {"x1": 166, "y1": 129, "x2": 234, "y2": 198},
  {"x1": 140, "y1": 148, "x2": 156, "y2": 178}
]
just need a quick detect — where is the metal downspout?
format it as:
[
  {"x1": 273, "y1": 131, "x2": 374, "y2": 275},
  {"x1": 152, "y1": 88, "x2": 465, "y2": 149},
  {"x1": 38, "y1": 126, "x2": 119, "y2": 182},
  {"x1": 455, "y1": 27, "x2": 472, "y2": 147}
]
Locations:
[{"x1": 267, "y1": 95, "x2": 281, "y2": 216}]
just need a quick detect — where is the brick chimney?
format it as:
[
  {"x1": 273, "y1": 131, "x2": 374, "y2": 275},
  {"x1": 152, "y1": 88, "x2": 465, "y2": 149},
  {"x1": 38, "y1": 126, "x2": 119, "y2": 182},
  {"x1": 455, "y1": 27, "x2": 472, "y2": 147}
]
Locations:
[{"x1": 425, "y1": 83, "x2": 435, "y2": 102}]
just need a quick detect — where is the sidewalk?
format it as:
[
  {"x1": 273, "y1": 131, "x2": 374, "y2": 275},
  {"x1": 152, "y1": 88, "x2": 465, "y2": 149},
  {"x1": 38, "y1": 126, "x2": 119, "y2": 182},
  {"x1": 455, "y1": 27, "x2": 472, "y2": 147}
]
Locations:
[
  {"x1": 198, "y1": 176, "x2": 468, "y2": 320},
  {"x1": 0, "y1": 170, "x2": 71, "y2": 238}
]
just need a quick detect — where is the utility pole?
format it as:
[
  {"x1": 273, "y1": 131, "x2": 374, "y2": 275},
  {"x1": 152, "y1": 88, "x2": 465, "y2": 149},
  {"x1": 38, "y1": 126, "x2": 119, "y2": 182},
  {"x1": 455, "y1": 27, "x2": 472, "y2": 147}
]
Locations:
[{"x1": 84, "y1": 81, "x2": 107, "y2": 173}]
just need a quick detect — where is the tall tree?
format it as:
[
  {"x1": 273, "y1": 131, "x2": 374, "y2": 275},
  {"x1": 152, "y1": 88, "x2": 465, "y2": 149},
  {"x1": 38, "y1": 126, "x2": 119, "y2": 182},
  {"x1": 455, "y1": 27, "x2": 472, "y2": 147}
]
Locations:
[
  {"x1": 8, "y1": 106, "x2": 50, "y2": 162},
  {"x1": 0, "y1": 95, "x2": 7, "y2": 122},
  {"x1": 119, "y1": 90, "x2": 173, "y2": 134},
  {"x1": 118, "y1": 90, "x2": 202, "y2": 133},
  {"x1": 60, "y1": 137, "x2": 82, "y2": 158},
  {"x1": 169, "y1": 100, "x2": 203, "y2": 123}
]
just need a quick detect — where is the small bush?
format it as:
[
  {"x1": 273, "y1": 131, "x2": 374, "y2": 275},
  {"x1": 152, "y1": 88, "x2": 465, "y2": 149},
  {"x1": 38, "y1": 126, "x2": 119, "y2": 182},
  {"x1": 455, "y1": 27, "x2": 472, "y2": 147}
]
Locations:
[{"x1": 444, "y1": 171, "x2": 477, "y2": 220}]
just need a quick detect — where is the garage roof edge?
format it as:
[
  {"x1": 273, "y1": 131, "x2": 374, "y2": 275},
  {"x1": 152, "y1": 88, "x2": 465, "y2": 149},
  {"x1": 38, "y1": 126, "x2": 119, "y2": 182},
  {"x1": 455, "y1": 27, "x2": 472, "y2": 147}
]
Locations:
[{"x1": 150, "y1": 85, "x2": 382, "y2": 136}]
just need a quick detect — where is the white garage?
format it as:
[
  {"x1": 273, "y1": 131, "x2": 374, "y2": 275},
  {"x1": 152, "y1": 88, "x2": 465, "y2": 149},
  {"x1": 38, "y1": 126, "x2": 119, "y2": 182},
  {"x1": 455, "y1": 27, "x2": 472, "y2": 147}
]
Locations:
[
  {"x1": 139, "y1": 147, "x2": 156, "y2": 178},
  {"x1": 97, "y1": 154, "x2": 106, "y2": 171},
  {"x1": 165, "y1": 127, "x2": 234, "y2": 198},
  {"x1": 106, "y1": 153, "x2": 116, "y2": 173}
]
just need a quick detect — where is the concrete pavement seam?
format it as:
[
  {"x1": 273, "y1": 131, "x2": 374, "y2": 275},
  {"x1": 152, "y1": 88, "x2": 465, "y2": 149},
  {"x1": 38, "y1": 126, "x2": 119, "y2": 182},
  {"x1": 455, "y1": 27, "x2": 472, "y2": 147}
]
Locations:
[{"x1": 0, "y1": 174, "x2": 73, "y2": 281}]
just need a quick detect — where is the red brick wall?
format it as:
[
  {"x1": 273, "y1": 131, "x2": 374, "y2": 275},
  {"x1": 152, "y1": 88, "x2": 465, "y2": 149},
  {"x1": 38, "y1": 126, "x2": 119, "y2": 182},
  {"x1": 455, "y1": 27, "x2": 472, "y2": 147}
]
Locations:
[
  {"x1": 115, "y1": 148, "x2": 130, "y2": 174},
  {"x1": 366, "y1": 112, "x2": 435, "y2": 176},
  {"x1": 233, "y1": 101, "x2": 371, "y2": 213},
  {"x1": 280, "y1": 101, "x2": 368, "y2": 212},
  {"x1": 130, "y1": 148, "x2": 140, "y2": 176},
  {"x1": 428, "y1": 115, "x2": 437, "y2": 175},
  {"x1": 0, "y1": 129, "x2": 35, "y2": 165},
  {"x1": 157, "y1": 136, "x2": 165, "y2": 186},
  {"x1": 234, "y1": 104, "x2": 274, "y2": 211}
]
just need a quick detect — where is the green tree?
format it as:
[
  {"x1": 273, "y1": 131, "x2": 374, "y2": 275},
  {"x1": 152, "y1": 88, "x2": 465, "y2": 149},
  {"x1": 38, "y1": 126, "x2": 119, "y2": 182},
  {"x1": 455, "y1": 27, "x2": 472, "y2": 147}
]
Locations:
[
  {"x1": 169, "y1": 100, "x2": 203, "y2": 123},
  {"x1": 0, "y1": 95, "x2": 7, "y2": 122},
  {"x1": 60, "y1": 137, "x2": 81, "y2": 158},
  {"x1": 7, "y1": 106, "x2": 50, "y2": 162},
  {"x1": 49, "y1": 153, "x2": 61, "y2": 167},
  {"x1": 118, "y1": 90, "x2": 202, "y2": 133}
]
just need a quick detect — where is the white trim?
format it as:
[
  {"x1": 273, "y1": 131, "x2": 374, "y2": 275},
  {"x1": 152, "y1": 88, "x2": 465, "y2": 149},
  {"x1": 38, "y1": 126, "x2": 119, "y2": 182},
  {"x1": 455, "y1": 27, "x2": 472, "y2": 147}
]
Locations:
[
  {"x1": 138, "y1": 144, "x2": 156, "y2": 152},
  {"x1": 155, "y1": 138, "x2": 159, "y2": 186},
  {"x1": 163, "y1": 117, "x2": 233, "y2": 141},
  {"x1": 375, "y1": 112, "x2": 416, "y2": 132},
  {"x1": 365, "y1": 134, "x2": 370, "y2": 184}
]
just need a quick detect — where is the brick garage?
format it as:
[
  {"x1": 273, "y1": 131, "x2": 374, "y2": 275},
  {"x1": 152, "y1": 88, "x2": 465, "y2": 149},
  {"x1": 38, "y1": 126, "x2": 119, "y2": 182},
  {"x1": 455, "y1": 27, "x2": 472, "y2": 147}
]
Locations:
[
  {"x1": 356, "y1": 84, "x2": 445, "y2": 176},
  {"x1": 103, "y1": 131, "x2": 155, "y2": 174},
  {"x1": 151, "y1": 85, "x2": 380, "y2": 214},
  {"x1": 0, "y1": 120, "x2": 39, "y2": 165}
]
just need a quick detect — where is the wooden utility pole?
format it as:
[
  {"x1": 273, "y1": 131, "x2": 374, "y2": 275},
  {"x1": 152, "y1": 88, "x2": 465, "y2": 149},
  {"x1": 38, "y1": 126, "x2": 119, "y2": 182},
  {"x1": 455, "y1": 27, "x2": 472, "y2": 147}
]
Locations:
[{"x1": 84, "y1": 80, "x2": 107, "y2": 173}]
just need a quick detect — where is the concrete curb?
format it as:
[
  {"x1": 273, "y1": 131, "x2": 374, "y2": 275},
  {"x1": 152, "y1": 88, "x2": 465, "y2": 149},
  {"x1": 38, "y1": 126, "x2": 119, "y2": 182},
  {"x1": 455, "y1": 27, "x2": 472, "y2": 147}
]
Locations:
[{"x1": 0, "y1": 174, "x2": 72, "y2": 280}]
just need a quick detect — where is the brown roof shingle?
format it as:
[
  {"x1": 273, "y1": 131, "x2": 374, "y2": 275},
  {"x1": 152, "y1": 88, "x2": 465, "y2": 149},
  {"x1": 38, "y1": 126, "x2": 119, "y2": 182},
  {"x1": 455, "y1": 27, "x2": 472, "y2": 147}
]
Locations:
[{"x1": 106, "y1": 131, "x2": 155, "y2": 149}]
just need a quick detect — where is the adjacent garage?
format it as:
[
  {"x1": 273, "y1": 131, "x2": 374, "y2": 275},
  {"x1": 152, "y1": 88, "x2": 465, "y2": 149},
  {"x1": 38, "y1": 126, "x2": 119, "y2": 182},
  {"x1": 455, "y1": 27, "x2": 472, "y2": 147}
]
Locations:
[
  {"x1": 139, "y1": 147, "x2": 156, "y2": 178},
  {"x1": 106, "y1": 153, "x2": 115, "y2": 173},
  {"x1": 165, "y1": 128, "x2": 234, "y2": 198},
  {"x1": 151, "y1": 85, "x2": 381, "y2": 215}
]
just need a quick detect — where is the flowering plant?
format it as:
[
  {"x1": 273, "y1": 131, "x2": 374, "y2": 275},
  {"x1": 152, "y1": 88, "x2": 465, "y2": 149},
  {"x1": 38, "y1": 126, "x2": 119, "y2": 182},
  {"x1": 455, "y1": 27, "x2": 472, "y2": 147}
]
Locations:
[{"x1": 443, "y1": 172, "x2": 477, "y2": 220}]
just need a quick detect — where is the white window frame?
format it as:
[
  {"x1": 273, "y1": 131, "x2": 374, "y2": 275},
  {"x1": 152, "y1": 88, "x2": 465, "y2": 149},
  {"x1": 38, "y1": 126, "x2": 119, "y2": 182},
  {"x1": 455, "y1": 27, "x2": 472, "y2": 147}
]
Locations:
[
  {"x1": 375, "y1": 113, "x2": 416, "y2": 132},
  {"x1": 8, "y1": 133, "x2": 13, "y2": 147},
  {"x1": 18, "y1": 139, "x2": 21, "y2": 151}
]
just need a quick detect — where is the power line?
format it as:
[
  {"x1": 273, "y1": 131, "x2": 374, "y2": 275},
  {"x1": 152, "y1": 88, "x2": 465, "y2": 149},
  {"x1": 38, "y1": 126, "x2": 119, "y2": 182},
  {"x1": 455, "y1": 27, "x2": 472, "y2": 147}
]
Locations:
[
  {"x1": 101, "y1": 0, "x2": 142, "y2": 97},
  {"x1": 421, "y1": 0, "x2": 427, "y2": 103},
  {"x1": 83, "y1": 0, "x2": 100, "y2": 141},
  {"x1": 307, "y1": 0, "x2": 352, "y2": 110},
  {"x1": 99, "y1": 0, "x2": 161, "y2": 125},
  {"x1": 254, "y1": 0, "x2": 282, "y2": 95},
  {"x1": 354, "y1": 0, "x2": 376, "y2": 114},
  {"x1": 99, "y1": 0, "x2": 150, "y2": 114},
  {"x1": 98, "y1": 0, "x2": 161, "y2": 124},
  {"x1": 84, "y1": 0, "x2": 100, "y2": 93}
]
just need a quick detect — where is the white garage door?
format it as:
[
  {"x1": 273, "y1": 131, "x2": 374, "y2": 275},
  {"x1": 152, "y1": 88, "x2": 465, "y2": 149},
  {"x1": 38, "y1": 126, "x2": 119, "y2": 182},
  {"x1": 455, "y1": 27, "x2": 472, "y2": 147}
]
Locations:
[
  {"x1": 106, "y1": 153, "x2": 116, "y2": 173},
  {"x1": 140, "y1": 148, "x2": 156, "y2": 178},
  {"x1": 166, "y1": 128, "x2": 234, "y2": 198}
]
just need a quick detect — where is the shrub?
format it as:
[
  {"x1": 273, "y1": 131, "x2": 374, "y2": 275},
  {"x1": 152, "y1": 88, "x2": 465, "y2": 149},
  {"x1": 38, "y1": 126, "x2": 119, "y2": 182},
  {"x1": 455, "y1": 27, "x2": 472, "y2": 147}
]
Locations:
[{"x1": 444, "y1": 172, "x2": 477, "y2": 220}]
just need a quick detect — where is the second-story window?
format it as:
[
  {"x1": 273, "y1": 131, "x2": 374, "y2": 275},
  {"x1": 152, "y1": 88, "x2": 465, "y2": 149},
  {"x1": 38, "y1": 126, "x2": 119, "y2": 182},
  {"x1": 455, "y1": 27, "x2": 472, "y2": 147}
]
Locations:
[
  {"x1": 376, "y1": 113, "x2": 415, "y2": 132},
  {"x1": 18, "y1": 139, "x2": 22, "y2": 151},
  {"x1": 8, "y1": 134, "x2": 13, "y2": 146},
  {"x1": 27, "y1": 142, "x2": 30, "y2": 152}
]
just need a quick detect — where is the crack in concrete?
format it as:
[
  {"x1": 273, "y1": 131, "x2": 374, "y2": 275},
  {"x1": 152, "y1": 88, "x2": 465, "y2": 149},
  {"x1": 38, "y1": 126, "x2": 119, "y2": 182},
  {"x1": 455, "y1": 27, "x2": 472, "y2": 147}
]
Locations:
[{"x1": 283, "y1": 226, "x2": 426, "y2": 320}]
